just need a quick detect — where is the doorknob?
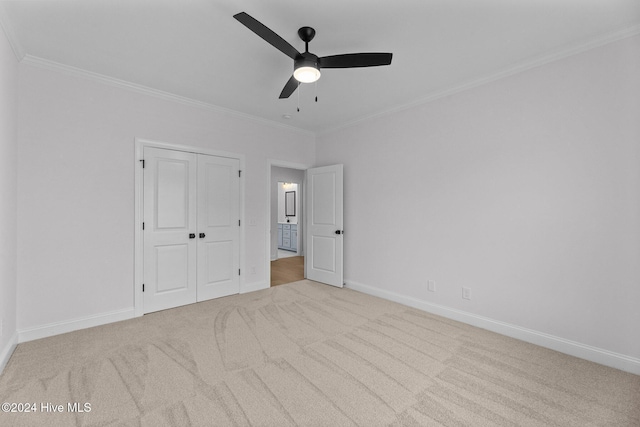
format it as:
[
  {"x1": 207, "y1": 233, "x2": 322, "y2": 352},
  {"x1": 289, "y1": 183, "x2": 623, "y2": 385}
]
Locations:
[
  {"x1": 199, "y1": 233, "x2": 206, "y2": 238},
  {"x1": 189, "y1": 233, "x2": 196, "y2": 239}
]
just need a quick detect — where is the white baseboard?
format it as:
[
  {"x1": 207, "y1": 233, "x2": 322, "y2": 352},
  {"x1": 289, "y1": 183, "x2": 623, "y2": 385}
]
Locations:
[
  {"x1": 18, "y1": 308, "x2": 135, "y2": 344},
  {"x1": 241, "y1": 281, "x2": 269, "y2": 294},
  {"x1": 345, "y1": 280, "x2": 640, "y2": 375},
  {"x1": 16, "y1": 284, "x2": 271, "y2": 345},
  {"x1": 0, "y1": 331, "x2": 18, "y2": 373}
]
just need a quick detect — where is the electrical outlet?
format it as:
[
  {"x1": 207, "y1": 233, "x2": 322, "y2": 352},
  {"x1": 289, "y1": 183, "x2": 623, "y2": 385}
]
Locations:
[
  {"x1": 462, "y1": 287, "x2": 471, "y2": 300},
  {"x1": 427, "y1": 280, "x2": 436, "y2": 292}
]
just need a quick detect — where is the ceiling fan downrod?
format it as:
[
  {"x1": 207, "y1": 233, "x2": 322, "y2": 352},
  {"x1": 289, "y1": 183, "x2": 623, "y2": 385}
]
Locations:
[{"x1": 298, "y1": 26, "x2": 315, "y2": 53}]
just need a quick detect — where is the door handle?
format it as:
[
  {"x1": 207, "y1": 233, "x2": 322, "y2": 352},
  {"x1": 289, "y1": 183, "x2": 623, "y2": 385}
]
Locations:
[
  {"x1": 189, "y1": 233, "x2": 196, "y2": 239},
  {"x1": 335, "y1": 230, "x2": 343, "y2": 235},
  {"x1": 199, "y1": 233, "x2": 206, "y2": 238}
]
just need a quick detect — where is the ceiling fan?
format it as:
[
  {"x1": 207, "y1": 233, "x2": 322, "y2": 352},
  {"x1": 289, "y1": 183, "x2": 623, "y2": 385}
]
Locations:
[{"x1": 233, "y1": 12, "x2": 393, "y2": 99}]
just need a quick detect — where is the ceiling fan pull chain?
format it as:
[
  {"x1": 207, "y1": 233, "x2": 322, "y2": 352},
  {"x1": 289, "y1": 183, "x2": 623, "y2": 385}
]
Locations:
[
  {"x1": 297, "y1": 82, "x2": 301, "y2": 112},
  {"x1": 315, "y1": 81, "x2": 318, "y2": 103}
]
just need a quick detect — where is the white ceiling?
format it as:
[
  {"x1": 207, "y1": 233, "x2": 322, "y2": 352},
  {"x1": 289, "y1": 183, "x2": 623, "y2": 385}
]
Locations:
[{"x1": 1, "y1": 0, "x2": 639, "y2": 133}]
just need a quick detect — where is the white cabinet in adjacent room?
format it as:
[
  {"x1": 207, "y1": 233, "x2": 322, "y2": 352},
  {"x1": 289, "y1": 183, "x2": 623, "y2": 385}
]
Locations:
[{"x1": 278, "y1": 223, "x2": 297, "y2": 252}]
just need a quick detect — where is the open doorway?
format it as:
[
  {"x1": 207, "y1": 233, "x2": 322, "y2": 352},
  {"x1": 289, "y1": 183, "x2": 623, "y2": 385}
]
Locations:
[
  {"x1": 270, "y1": 166, "x2": 305, "y2": 286},
  {"x1": 267, "y1": 161, "x2": 344, "y2": 289}
]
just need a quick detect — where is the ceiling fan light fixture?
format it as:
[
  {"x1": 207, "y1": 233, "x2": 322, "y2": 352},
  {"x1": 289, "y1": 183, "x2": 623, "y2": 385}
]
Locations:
[
  {"x1": 294, "y1": 65, "x2": 321, "y2": 83},
  {"x1": 293, "y1": 54, "x2": 321, "y2": 83}
]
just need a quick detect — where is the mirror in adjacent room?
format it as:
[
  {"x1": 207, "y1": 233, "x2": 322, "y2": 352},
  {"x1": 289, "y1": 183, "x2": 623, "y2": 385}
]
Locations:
[
  {"x1": 285, "y1": 191, "x2": 296, "y2": 217},
  {"x1": 278, "y1": 182, "x2": 298, "y2": 225}
]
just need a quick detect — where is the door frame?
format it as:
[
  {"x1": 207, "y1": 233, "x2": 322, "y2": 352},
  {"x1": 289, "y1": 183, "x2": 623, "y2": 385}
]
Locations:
[
  {"x1": 266, "y1": 159, "x2": 312, "y2": 286},
  {"x1": 134, "y1": 138, "x2": 245, "y2": 317}
]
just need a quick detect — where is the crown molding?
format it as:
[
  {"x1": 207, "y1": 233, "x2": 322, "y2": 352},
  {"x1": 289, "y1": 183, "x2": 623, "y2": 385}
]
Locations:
[
  {"x1": 20, "y1": 54, "x2": 316, "y2": 138},
  {"x1": 0, "y1": 3, "x2": 26, "y2": 61},
  {"x1": 320, "y1": 24, "x2": 640, "y2": 136},
  {"x1": 10, "y1": 19, "x2": 640, "y2": 138}
]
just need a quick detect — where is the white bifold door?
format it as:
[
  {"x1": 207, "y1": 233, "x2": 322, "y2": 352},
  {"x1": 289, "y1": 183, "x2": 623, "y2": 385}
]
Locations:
[{"x1": 143, "y1": 147, "x2": 240, "y2": 314}]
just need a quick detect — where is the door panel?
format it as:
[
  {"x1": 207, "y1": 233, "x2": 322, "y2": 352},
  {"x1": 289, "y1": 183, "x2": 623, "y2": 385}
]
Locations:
[
  {"x1": 307, "y1": 164, "x2": 343, "y2": 287},
  {"x1": 311, "y1": 172, "x2": 336, "y2": 225},
  {"x1": 197, "y1": 155, "x2": 240, "y2": 301},
  {"x1": 311, "y1": 236, "x2": 336, "y2": 272},
  {"x1": 155, "y1": 244, "x2": 190, "y2": 293},
  {"x1": 204, "y1": 162, "x2": 233, "y2": 226},
  {"x1": 143, "y1": 147, "x2": 197, "y2": 313},
  {"x1": 204, "y1": 240, "x2": 233, "y2": 283},
  {"x1": 156, "y1": 160, "x2": 190, "y2": 228}
]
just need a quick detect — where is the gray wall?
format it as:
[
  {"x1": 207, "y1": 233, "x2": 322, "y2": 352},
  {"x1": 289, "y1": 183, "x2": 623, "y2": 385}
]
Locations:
[
  {"x1": 316, "y1": 35, "x2": 640, "y2": 361},
  {"x1": 15, "y1": 62, "x2": 315, "y2": 333},
  {"x1": 0, "y1": 19, "x2": 19, "y2": 370}
]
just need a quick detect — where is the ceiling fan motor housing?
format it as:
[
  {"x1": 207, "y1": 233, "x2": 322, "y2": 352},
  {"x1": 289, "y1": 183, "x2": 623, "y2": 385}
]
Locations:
[{"x1": 295, "y1": 52, "x2": 320, "y2": 72}]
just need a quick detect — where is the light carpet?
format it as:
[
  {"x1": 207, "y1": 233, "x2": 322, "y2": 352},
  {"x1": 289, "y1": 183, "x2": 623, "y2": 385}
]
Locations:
[{"x1": 1, "y1": 280, "x2": 638, "y2": 426}]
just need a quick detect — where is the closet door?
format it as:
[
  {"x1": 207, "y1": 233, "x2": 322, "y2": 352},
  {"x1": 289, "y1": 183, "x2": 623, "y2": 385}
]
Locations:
[
  {"x1": 196, "y1": 154, "x2": 240, "y2": 301},
  {"x1": 143, "y1": 147, "x2": 197, "y2": 313}
]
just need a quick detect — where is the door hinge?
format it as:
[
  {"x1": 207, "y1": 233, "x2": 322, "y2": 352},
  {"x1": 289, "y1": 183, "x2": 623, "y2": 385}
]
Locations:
[
  {"x1": 142, "y1": 284, "x2": 145, "y2": 292},
  {"x1": 140, "y1": 159, "x2": 145, "y2": 168},
  {"x1": 238, "y1": 170, "x2": 241, "y2": 177},
  {"x1": 142, "y1": 222, "x2": 145, "y2": 230},
  {"x1": 238, "y1": 219, "x2": 241, "y2": 226},
  {"x1": 238, "y1": 269, "x2": 241, "y2": 276}
]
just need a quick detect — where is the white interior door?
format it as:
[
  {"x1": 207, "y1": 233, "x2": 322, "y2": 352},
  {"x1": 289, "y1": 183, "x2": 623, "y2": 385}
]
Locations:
[
  {"x1": 143, "y1": 147, "x2": 197, "y2": 313},
  {"x1": 197, "y1": 155, "x2": 240, "y2": 301},
  {"x1": 306, "y1": 164, "x2": 344, "y2": 287}
]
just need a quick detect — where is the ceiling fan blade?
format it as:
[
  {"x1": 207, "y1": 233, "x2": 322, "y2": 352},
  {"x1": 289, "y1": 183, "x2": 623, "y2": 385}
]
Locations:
[
  {"x1": 320, "y1": 53, "x2": 393, "y2": 68},
  {"x1": 279, "y1": 75, "x2": 299, "y2": 99},
  {"x1": 233, "y1": 12, "x2": 300, "y2": 60}
]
